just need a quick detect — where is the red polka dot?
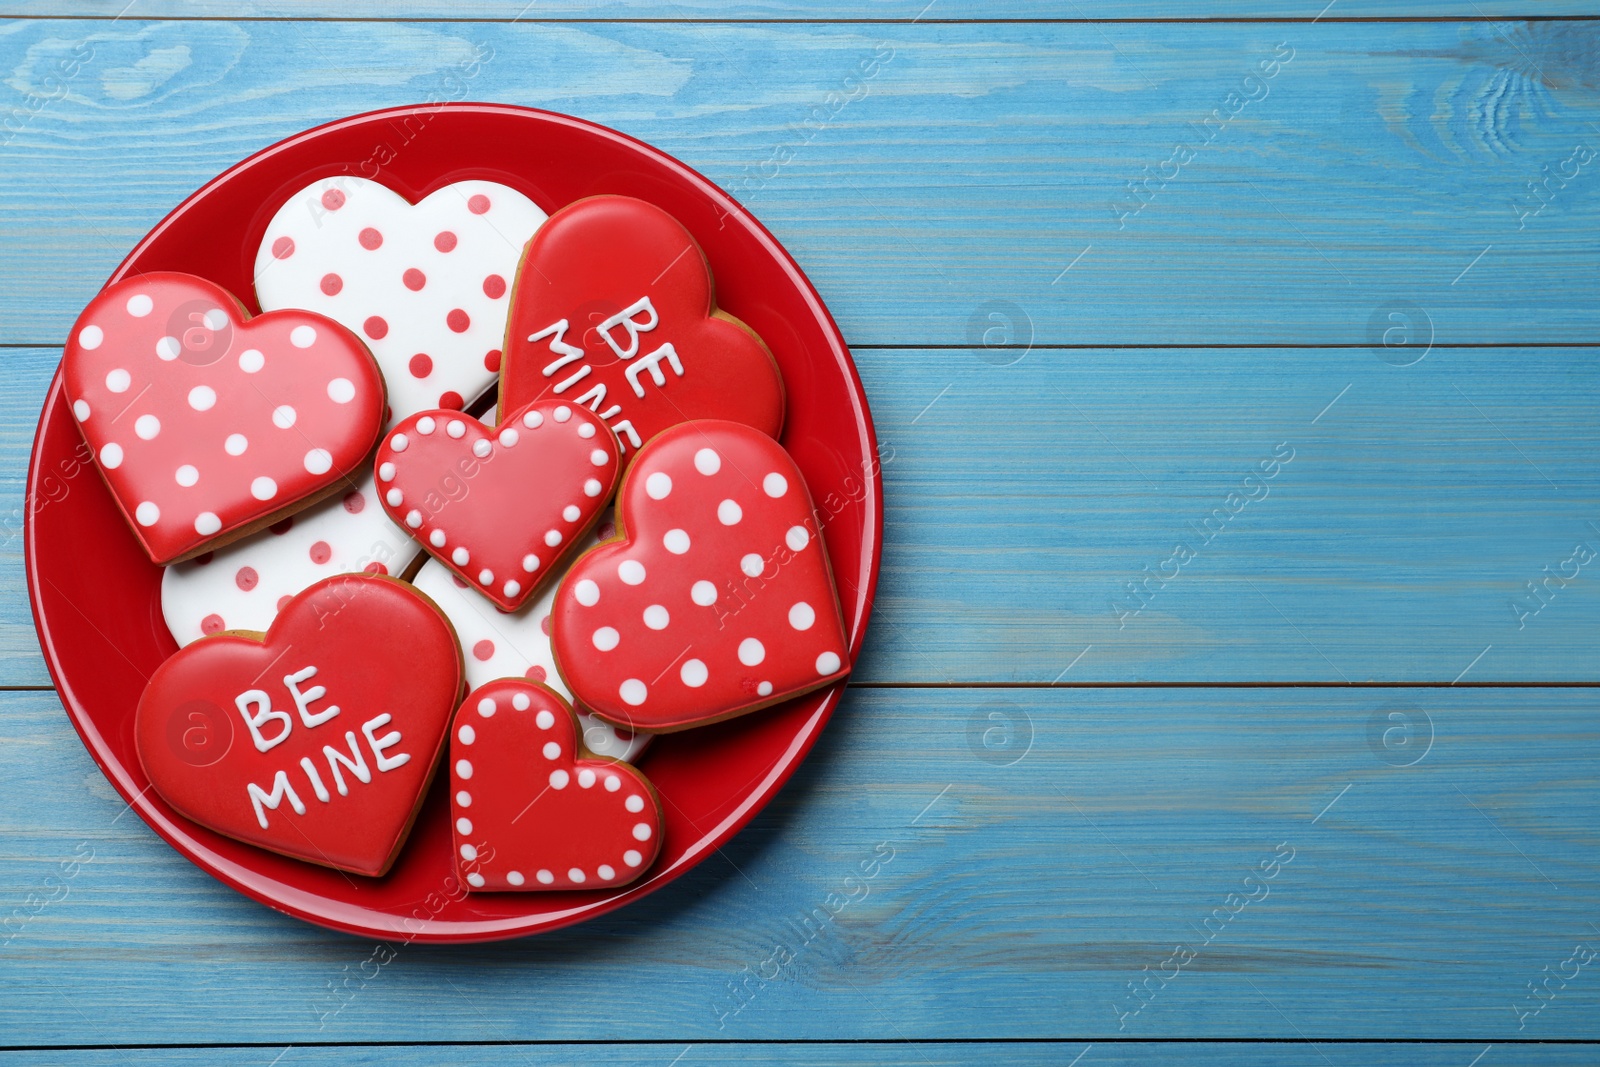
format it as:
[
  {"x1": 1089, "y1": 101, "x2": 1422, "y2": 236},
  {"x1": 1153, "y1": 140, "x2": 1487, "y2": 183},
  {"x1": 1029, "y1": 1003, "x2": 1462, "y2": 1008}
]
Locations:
[
  {"x1": 598, "y1": 522, "x2": 616, "y2": 540},
  {"x1": 269, "y1": 517, "x2": 294, "y2": 535},
  {"x1": 363, "y1": 562, "x2": 388, "y2": 575},
  {"x1": 403, "y1": 268, "x2": 426, "y2": 291},
  {"x1": 235, "y1": 567, "x2": 258, "y2": 592},
  {"x1": 524, "y1": 665, "x2": 547, "y2": 683},
  {"x1": 320, "y1": 273, "x2": 343, "y2": 295},
  {"x1": 201, "y1": 614, "x2": 224, "y2": 635},
  {"x1": 364, "y1": 316, "x2": 389, "y2": 339},
  {"x1": 277, "y1": 595, "x2": 293, "y2": 612},
  {"x1": 439, "y1": 391, "x2": 464, "y2": 410},
  {"x1": 539, "y1": 614, "x2": 552, "y2": 636},
  {"x1": 483, "y1": 349, "x2": 502, "y2": 372},
  {"x1": 321, "y1": 189, "x2": 346, "y2": 211},
  {"x1": 272, "y1": 236, "x2": 294, "y2": 259},
  {"x1": 359, "y1": 227, "x2": 383, "y2": 250},
  {"x1": 434, "y1": 231, "x2": 457, "y2": 252},
  {"x1": 468, "y1": 194, "x2": 491, "y2": 214},
  {"x1": 408, "y1": 353, "x2": 433, "y2": 379},
  {"x1": 446, "y1": 308, "x2": 470, "y2": 333},
  {"x1": 193, "y1": 551, "x2": 214, "y2": 566},
  {"x1": 342, "y1": 490, "x2": 365, "y2": 514},
  {"x1": 450, "y1": 574, "x2": 469, "y2": 589},
  {"x1": 309, "y1": 541, "x2": 331, "y2": 565},
  {"x1": 614, "y1": 729, "x2": 635, "y2": 743},
  {"x1": 472, "y1": 639, "x2": 495, "y2": 661},
  {"x1": 482, "y1": 274, "x2": 506, "y2": 299}
]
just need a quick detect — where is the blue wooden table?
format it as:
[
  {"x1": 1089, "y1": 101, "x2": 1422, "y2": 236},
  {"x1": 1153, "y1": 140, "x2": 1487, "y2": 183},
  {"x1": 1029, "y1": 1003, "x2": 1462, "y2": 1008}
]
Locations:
[{"x1": 3, "y1": 3, "x2": 1600, "y2": 1063}]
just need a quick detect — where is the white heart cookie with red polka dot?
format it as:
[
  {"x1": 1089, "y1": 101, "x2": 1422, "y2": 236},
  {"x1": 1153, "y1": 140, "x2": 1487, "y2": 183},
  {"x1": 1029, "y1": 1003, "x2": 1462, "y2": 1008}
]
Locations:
[
  {"x1": 64, "y1": 272, "x2": 385, "y2": 565},
  {"x1": 449, "y1": 679, "x2": 662, "y2": 892},
  {"x1": 410, "y1": 542, "x2": 650, "y2": 762},
  {"x1": 551, "y1": 420, "x2": 850, "y2": 733},
  {"x1": 255, "y1": 175, "x2": 545, "y2": 417}
]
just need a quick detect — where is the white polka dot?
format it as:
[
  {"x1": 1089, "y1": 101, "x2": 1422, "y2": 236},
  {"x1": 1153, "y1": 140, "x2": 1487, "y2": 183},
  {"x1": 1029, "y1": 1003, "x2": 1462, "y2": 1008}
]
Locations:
[
  {"x1": 633, "y1": 823, "x2": 653, "y2": 841},
  {"x1": 578, "y1": 423, "x2": 596, "y2": 439},
  {"x1": 125, "y1": 294, "x2": 153, "y2": 317},
  {"x1": 100, "y1": 443, "x2": 122, "y2": 469},
  {"x1": 272, "y1": 405, "x2": 297, "y2": 429},
  {"x1": 593, "y1": 626, "x2": 620, "y2": 652},
  {"x1": 522, "y1": 554, "x2": 540, "y2": 572},
  {"x1": 476, "y1": 569, "x2": 493, "y2": 585},
  {"x1": 790, "y1": 602, "x2": 816, "y2": 630},
  {"x1": 104, "y1": 368, "x2": 130, "y2": 393},
  {"x1": 503, "y1": 580, "x2": 521, "y2": 598},
  {"x1": 416, "y1": 417, "x2": 436, "y2": 436},
  {"x1": 456, "y1": 790, "x2": 472, "y2": 806},
  {"x1": 550, "y1": 769, "x2": 569, "y2": 789},
  {"x1": 618, "y1": 560, "x2": 645, "y2": 585},
  {"x1": 398, "y1": 510, "x2": 418, "y2": 530},
  {"x1": 523, "y1": 410, "x2": 544, "y2": 428},
  {"x1": 535, "y1": 709, "x2": 554, "y2": 729},
  {"x1": 327, "y1": 378, "x2": 355, "y2": 403},
  {"x1": 431, "y1": 530, "x2": 447, "y2": 549},
  {"x1": 787, "y1": 525, "x2": 810, "y2": 551},
  {"x1": 584, "y1": 478, "x2": 603, "y2": 497},
  {"x1": 183, "y1": 386, "x2": 216, "y2": 413},
  {"x1": 378, "y1": 462, "x2": 395, "y2": 481},
  {"x1": 238, "y1": 349, "x2": 264, "y2": 373},
  {"x1": 681, "y1": 659, "x2": 708, "y2": 687},
  {"x1": 758, "y1": 681, "x2": 773, "y2": 697},
  {"x1": 598, "y1": 864, "x2": 615, "y2": 879},
  {"x1": 499, "y1": 428, "x2": 520, "y2": 447},
  {"x1": 305, "y1": 448, "x2": 333, "y2": 475},
  {"x1": 194, "y1": 512, "x2": 220, "y2": 536},
  {"x1": 135, "y1": 501, "x2": 159, "y2": 526},
  {"x1": 563, "y1": 505, "x2": 580, "y2": 522},
  {"x1": 574, "y1": 579, "x2": 600, "y2": 606},
  {"x1": 579, "y1": 768, "x2": 596, "y2": 788},
  {"x1": 477, "y1": 697, "x2": 496, "y2": 716},
  {"x1": 695, "y1": 448, "x2": 721, "y2": 475},
  {"x1": 250, "y1": 476, "x2": 277, "y2": 501},
  {"x1": 542, "y1": 741, "x2": 562, "y2": 760},
  {"x1": 537, "y1": 869, "x2": 554, "y2": 884},
  {"x1": 663, "y1": 529, "x2": 690, "y2": 554},
  {"x1": 203, "y1": 308, "x2": 227, "y2": 331},
  {"x1": 72, "y1": 399, "x2": 90, "y2": 421},
  {"x1": 466, "y1": 872, "x2": 485, "y2": 888},
  {"x1": 646, "y1": 472, "x2": 672, "y2": 499},
  {"x1": 290, "y1": 325, "x2": 316, "y2": 348},
  {"x1": 568, "y1": 868, "x2": 586, "y2": 883},
  {"x1": 718, "y1": 499, "x2": 743, "y2": 525},
  {"x1": 605, "y1": 775, "x2": 620, "y2": 792},
  {"x1": 455, "y1": 759, "x2": 473, "y2": 778},
  {"x1": 388, "y1": 433, "x2": 408, "y2": 452},
  {"x1": 624, "y1": 849, "x2": 642, "y2": 867},
  {"x1": 817, "y1": 651, "x2": 842, "y2": 675},
  {"x1": 473, "y1": 439, "x2": 491, "y2": 458},
  {"x1": 77, "y1": 325, "x2": 103, "y2": 350},
  {"x1": 764, "y1": 472, "x2": 789, "y2": 497},
  {"x1": 452, "y1": 547, "x2": 469, "y2": 566},
  {"x1": 456, "y1": 816, "x2": 473, "y2": 834},
  {"x1": 224, "y1": 433, "x2": 247, "y2": 456},
  {"x1": 691, "y1": 580, "x2": 718, "y2": 606},
  {"x1": 507, "y1": 871, "x2": 525, "y2": 886},
  {"x1": 155, "y1": 336, "x2": 180, "y2": 361},
  {"x1": 590, "y1": 449, "x2": 608, "y2": 466},
  {"x1": 620, "y1": 679, "x2": 647, "y2": 706},
  {"x1": 458, "y1": 724, "x2": 476, "y2": 744},
  {"x1": 447, "y1": 420, "x2": 466, "y2": 439},
  {"x1": 741, "y1": 554, "x2": 763, "y2": 577},
  {"x1": 544, "y1": 530, "x2": 562, "y2": 547},
  {"x1": 460, "y1": 843, "x2": 478, "y2": 861},
  {"x1": 739, "y1": 638, "x2": 766, "y2": 666},
  {"x1": 643, "y1": 605, "x2": 669, "y2": 630},
  {"x1": 554, "y1": 406, "x2": 571, "y2": 422},
  {"x1": 625, "y1": 794, "x2": 645, "y2": 813},
  {"x1": 174, "y1": 464, "x2": 198, "y2": 487},
  {"x1": 134, "y1": 414, "x2": 160, "y2": 440}
]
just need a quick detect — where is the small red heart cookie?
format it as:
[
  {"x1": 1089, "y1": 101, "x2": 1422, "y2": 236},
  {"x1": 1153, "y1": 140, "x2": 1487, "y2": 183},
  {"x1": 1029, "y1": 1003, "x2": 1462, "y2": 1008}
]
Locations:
[
  {"x1": 551, "y1": 420, "x2": 850, "y2": 732},
  {"x1": 64, "y1": 273, "x2": 385, "y2": 564},
  {"x1": 449, "y1": 679, "x2": 662, "y2": 892},
  {"x1": 135, "y1": 573, "x2": 463, "y2": 877},
  {"x1": 499, "y1": 196, "x2": 784, "y2": 460},
  {"x1": 374, "y1": 401, "x2": 621, "y2": 611}
]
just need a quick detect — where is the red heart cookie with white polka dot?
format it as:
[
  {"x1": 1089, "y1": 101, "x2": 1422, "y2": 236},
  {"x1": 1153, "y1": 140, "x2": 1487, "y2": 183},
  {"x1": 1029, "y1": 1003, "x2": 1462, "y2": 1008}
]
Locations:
[
  {"x1": 551, "y1": 420, "x2": 850, "y2": 733},
  {"x1": 135, "y1": 574, "x2": 463, "y2": 877},
  {"x1": 64, "y1": 273, "x2": 385, "y2": 565},
  {"x1": 256, "y1": 176, "x2": 546, "y2": 417},
  {"x1": 500, "y1": 195, "x2": 784, "y2": 461},
  {"x1": 374, "y1": 401, "x2": 621, "y2": 612},
  {"x1": 449, "y1": 679, "x2": 662, "y2": 892}
]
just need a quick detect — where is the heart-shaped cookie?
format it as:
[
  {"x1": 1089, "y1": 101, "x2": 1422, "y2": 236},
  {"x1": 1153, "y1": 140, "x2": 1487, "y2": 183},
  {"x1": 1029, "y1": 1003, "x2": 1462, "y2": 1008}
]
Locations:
[
  {"x1": 374, "y1": 401, "x2": 621, "y2": 612},
  {"x1": 64, "y1": 273, "x2": 385, "y2": 564},
  {"x1": 499, "y1": 196, "x2": 784, "y2": 460},
  {"x1": 136, "y1": 574, "x2": 463, "y2": 876},
  {"x1": 255, "y1": 175, "x2": 546, "y2": 416},
  {"x1": 551, "y1": 420, "x2": 850, "y2": 732},
  {"x1": 449, "y1": 679, "x2": 662, "y2": 892}
]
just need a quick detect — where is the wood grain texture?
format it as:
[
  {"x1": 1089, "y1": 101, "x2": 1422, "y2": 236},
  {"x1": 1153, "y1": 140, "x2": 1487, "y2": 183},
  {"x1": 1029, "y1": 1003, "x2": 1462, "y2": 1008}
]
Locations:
[
  {"x1": 3, "y1": 687, "x2": 1598, "y2": 1043},
  {"x1": 0, "y1": 20, "x2": 1599, "y2": 347}
]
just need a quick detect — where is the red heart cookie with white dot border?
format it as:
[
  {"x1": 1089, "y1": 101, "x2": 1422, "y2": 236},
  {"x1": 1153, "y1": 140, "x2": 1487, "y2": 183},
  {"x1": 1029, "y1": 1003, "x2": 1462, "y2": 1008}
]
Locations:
[
  {"x1": 135, "y1": 573, "x2": 463, "y2": 877},
  {"x1": 64, "y1": 273, "x2": 385, "y2": 564},
  {"x1": 449, "y1": 679, "x2": 662, "y2": 892},
  {"x1": 500, "y1": 195, "x2": 784, "y2": 462},
  {"x1": 374, "y1": 401, "x2": 621, "y2": 612},
  {"x1": 551, "y1": 420, "x2": 850, "y2": 733}
]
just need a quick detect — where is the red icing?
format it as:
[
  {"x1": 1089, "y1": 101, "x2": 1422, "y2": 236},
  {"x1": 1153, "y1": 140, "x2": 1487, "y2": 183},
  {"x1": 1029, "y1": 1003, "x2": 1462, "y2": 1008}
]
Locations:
[
  {"x1": 276, "y1": 595, "x2": 293, "y2": 612},
  {"x1": 467, "y1": 194, "x2": 491, "y2": 215},
  {"x1": 482, "y1": 275, "x2": 506, "y2": 299},
  {"x1": 501, "y1": 196, "x2": 784, "y2": 467},
  {"x1": 434, "y1": 231, "x2": 457, "y2": 253},
  {"x1": 235, "y1": 567, "x2": 258, "y2": 591},
  {"x1": 373, "y1": 401, "x2": 620, "y2": 612},
  {"x1": 438, "y1": 391, "x2": 464, "y2": 410},
  {"x1": 551, "y1": 421, "x2": 849, "y2": 733},
  {"x1": 63, "y1": 273, "x2": 384, "y2": 564},
  {"x1": 342, "y1": 490, "x2": 364, "y2": 513},
  {"x1": 272, "y1": 237, "x2": 294, "y2": 259},
  {"x1": 321, "y1": 189, "x2": 345, "y2": 211},
  {"x1": 409, "y1": 354, "x2": 433, "y2": 379},
  {"x1": 524, "y1": 665, "x2": 547, "y2": 682},
  {"x1": 269, "y1": 517, "x2": 295, "y2": 536},
  {"x1": 448, "y1": 680, "x2": 662, "y2": 892},
  {"x1": 320, "y1": 274, "x2": 343, "y2": 296},
  {"x1": 445, "y1": 309, "x2": 470, "y2": 333},
  {"x1": 472, "y1": 640, "x2": 495, "y2": 661},
  {"x1": 363, "y1": 316, "x2": 388, "y2": 339},
  {"x1": 135, "y1": 574, "x2": 463, "y2": 877},
  {"x1": 483, "y1": 349, "x2": 501, "y2": 373},
  {"x1": 309, "y1": 540, "x2": 332, "y2": 565},
  {"x1": 200, "y1": 613, "x2": 224, "y2": 634},
  {"x1": 363, "y1": 562, "x2": 389, "y2": 575},
  {"x1": 359, "y1": 227, "x2": 383, "y2": 250},
  {"x1": 403, "y1": 268, "x2": 426, "y2": 291}
]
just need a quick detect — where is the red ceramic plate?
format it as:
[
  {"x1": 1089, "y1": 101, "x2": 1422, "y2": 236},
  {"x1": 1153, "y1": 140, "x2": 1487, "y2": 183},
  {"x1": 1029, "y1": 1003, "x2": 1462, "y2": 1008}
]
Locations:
[{"x1": 25, "y1": 104, "x2": 881, "y2": 942}]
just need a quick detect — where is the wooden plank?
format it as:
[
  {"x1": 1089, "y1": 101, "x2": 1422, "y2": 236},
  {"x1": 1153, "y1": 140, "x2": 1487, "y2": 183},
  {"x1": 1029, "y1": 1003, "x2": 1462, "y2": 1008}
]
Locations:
[
  {"x1": 1, "y1": 20, "x2": 1598, "y2": 348},
  {"x1": 7, "y1": 344, "x2": 1600, "y2": 686},
  {"x1": 3, "y1": 687, "x2": 1598, "y2": 1043}
]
